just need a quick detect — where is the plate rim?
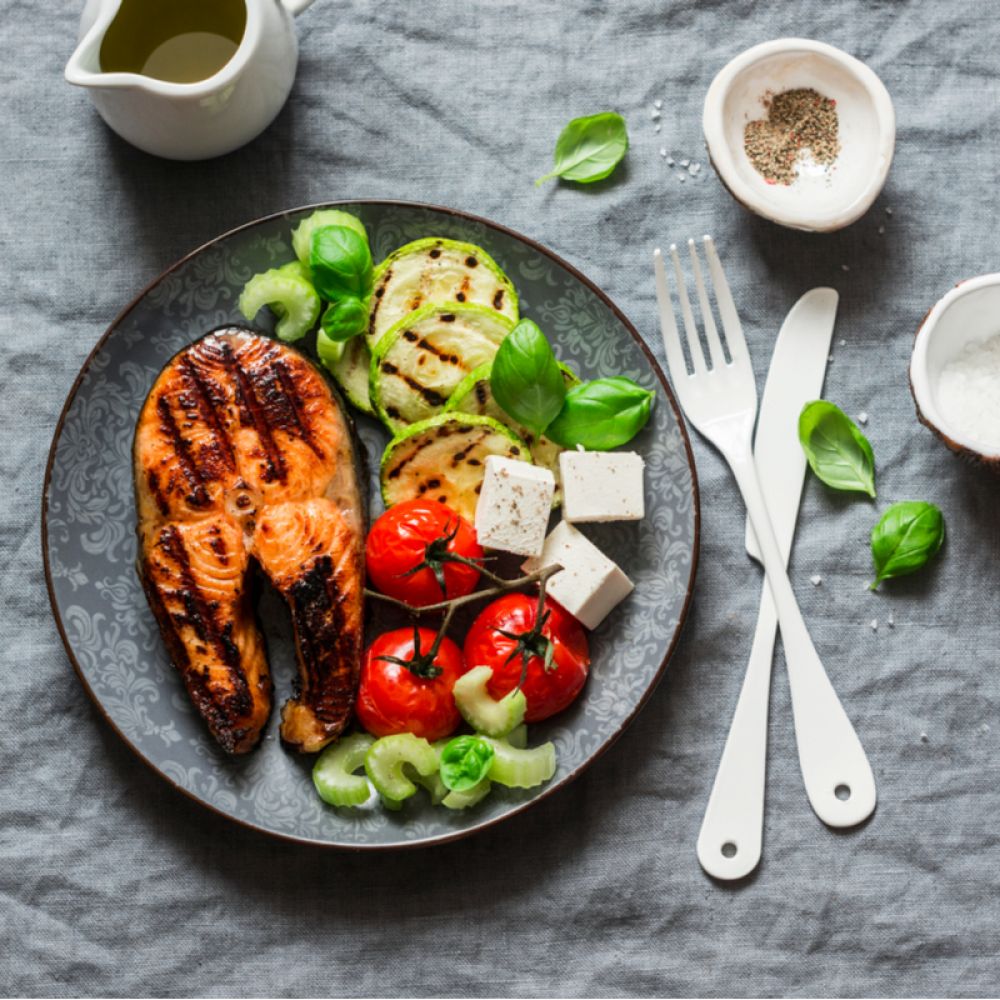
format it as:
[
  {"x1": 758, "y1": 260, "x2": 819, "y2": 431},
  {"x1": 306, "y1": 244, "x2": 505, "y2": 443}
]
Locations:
[{"x1": 40, "y1": 198, "x2": 701, "y2": 851}]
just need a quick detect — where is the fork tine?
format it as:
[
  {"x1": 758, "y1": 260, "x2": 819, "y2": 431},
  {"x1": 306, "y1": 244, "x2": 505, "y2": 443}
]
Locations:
[
  {"x1": 653, "y1": 249, "x2": 690, "y2": 387},
  {"x1": 669, "y1": 244, "x2": 708, "y2": 375},
  {"x1": 687, "y1": 238, "x2": 727, "y2": 371},
  {"x1": 702, "y1": 235, "x2": 749, "y2": 366}
]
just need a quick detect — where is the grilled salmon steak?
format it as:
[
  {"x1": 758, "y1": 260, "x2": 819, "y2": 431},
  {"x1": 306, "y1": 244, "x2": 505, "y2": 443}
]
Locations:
[{"x1": 134, "y1": 328, "x2": 365, "y2": 754}]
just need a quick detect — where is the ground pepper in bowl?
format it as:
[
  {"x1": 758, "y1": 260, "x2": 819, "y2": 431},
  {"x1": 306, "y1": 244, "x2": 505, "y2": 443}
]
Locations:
[{"x1": 744, "y1": 88, "x2": 840, "y2": 185}]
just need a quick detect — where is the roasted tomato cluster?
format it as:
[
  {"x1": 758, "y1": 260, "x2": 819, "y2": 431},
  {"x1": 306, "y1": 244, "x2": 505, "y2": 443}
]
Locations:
[{"x1": 358, "y1": 499, "x2": 590, "y2": 740}]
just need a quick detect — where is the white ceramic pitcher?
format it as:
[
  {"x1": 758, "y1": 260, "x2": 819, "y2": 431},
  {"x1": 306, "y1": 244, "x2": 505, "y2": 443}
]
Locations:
[{"x1": 65, "y1": 0, "x2": 316, "y2": 160}]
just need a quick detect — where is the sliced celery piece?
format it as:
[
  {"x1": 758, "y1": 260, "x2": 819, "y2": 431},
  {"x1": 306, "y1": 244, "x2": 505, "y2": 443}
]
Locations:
[
  {"x1": 239, "y1": 266, "x2": 320, "y2": 342},
  {"x1": 292, "y1": 210, "x2": 368, "y2": 265},
  {"x1": 364, "y1": 733, "x2": 438, "y2": 804},
  {"x1": 312, "y1": 732, "x2": 374, "y2": 807},
  {"x1": 442, "y1": 777, "x2": 492, "y2": 810},
  {"x1": 484, "y1": 737, "x2": 556, "y2": 789},
  {"x1": 452, "y1": 666, "x2": 527, "y2": 738}
]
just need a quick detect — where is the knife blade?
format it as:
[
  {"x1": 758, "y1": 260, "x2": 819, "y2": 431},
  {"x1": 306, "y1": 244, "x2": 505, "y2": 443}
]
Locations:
[
  {"x1": 697, "y1": 287, "x2": 837, "y2": 881},
  {"x1": 746, "y1": 287, "x2": 839, "y2": 562}
]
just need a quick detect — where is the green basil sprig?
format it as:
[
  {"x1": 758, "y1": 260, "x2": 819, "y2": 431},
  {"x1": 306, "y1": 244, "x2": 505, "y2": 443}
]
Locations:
[
  {"x1": 321, "y1": 296, "x2": 368, "y2": 342},
  {"x1": 439, "y1": 735, "x2": 495, "y2": 792},
  {"x1": 536, "y1": 112, "x2": 629, "y2": 186},
  {"x1": 870, "y1": 501, "x2": 945, "y2": 590},
  {"x1": 798, "y1": 401, "x2": 876, "y2": 498},
  {"x1": 545, "y1": 377, "x2": 655, "y2": 450},
  {"x1": 490, "y1": 319, "x2": 567, "y2": 434},
  {"x1": 309, "y1": 225, "x2": 373, "y2": 302}
]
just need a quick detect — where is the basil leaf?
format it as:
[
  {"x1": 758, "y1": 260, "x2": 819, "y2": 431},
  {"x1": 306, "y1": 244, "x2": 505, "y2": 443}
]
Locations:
[
  {"x1": 490, "y1": 319, "x2": 567, "y2": 434},
  {"x1": 798, "y1": 400, "x2": 876, "y2": 497},
  {"x1": 321, "y1": 296, "x2": 368, "y2": 342},
  {"x1": 545, "y1": 376, "x2": 654, "y2": 450},
  {"x1": 536, "y1": 112, "x2": 629, "y2": 186},
  {"x1": 870, "y1": 501, "x2": 945, "y2": 590},
  {"x1": 309, "y1": 225, "x2": 373, "y2": 302},
  {"x1": 439, "y1": 735, "x2": 495, "y2": 792}
]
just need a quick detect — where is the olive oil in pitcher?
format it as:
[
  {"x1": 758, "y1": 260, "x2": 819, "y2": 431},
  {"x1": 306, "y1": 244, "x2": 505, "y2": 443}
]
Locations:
[{"x1": 99, "y1": 0, "x2": 247, "y2": 84}]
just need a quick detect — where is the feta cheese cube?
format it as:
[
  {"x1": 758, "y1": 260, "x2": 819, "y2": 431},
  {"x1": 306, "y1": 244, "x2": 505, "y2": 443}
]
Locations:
[
  {"x1": 523, "y1": 521, "x2": 634, "y2": 629},
  {"x1": 559, "y1": 451, "x2": 645, "y2": 523},
  {"x1": 474, "y1": 456, "x2": 554, "y2": 557}
]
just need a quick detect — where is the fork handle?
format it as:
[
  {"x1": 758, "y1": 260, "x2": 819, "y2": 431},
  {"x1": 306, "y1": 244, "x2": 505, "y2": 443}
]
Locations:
[
  {"x1": 729, "y1": 449, "x2": 877, "y2": 828},
  {"x1": 697, "y1": 583, "x2": 775, "y2": 879}
]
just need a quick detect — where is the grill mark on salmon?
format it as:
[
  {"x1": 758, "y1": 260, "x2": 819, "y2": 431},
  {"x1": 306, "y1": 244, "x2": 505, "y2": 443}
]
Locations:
[
  {"x1": 155, "y1": 395, "x2": 211, "y2": 507},
  {"x1": 273, "y1": 357, "x2": 324, "y2": 459},
  {"x1": 220, "y1": 339, "x2": 287, "y2": 484},
  {"x1": 135, "y1": 328, "x2": 365, "y2": 755},
  {"x1": 180, "y1": 355, "x2": 236, "y2": 471}
]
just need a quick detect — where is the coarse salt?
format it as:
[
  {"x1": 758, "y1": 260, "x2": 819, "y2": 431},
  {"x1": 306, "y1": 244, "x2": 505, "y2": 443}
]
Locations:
[
  {"x1": 810, "y1": 574, "x2": 823, "y2": 586},
  {"x1": 937, "y1": 333, "x2": 1000, "y2": 447},
  {"x1": 858, "y1": 411, "x2": 869, "y2": 425}
]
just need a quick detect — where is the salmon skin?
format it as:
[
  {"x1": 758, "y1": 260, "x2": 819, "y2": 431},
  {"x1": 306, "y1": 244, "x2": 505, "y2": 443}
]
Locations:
[{"x1": 134, "y1": 327, "x2": 366, "y2": 754}]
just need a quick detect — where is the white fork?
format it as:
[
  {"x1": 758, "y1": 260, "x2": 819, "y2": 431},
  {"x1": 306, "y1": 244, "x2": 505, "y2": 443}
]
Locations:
[{"x1": 653, "y1": 238, "x2": 877, "y2": 868}]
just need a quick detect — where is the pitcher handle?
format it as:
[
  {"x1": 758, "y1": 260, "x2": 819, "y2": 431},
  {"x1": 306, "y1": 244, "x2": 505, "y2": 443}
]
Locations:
[{"x1": 282, "y1": 0, "x2": 316, "y2": 14}]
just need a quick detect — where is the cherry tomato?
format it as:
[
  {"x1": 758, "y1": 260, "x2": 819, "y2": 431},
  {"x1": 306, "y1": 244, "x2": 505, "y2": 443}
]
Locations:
[
  {"x1": 356, "y1": 627, "x2": 466, "y2": 741},
  {"x1": 366, "y1": 499, "x2": 484, "y2": 607},
  {"x1": 463, "y1": 594, "x2": 590, "y2": 723}
]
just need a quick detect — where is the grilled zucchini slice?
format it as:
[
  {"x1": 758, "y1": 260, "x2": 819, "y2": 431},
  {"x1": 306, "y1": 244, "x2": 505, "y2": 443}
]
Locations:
[
  {"x1": 317, "y1": 331, "x2": 374, "y2": 415},
  {"x1": 380, "y1": 413, "x2": 530, "y2": 520},
  {"x1": 370, "y1": 303, "x2": 514, "y2": 433},
  {"x1": 367, "y1": 238, "x2": 518, "y2": 350},
  {"x1": 445, "y1": 361, "x2": 580, "y2": 505}
]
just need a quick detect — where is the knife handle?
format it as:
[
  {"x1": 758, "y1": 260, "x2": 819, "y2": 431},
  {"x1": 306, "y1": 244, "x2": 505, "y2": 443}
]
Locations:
[
  {"x1": 731, "y1": 449, "x2": 878, "y2": 830},
  {"x1": 697, "y1": 587, "x2": 776, "y2": 880}
]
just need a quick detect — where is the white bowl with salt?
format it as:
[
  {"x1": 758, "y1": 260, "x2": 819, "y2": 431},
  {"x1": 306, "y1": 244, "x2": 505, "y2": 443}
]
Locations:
[
  {"x1": 703, "y1": 39, "x2": 895, "y2": 232},
  {"x1": 911, "y1": 274, "x2": 1000, "y2": 465}
]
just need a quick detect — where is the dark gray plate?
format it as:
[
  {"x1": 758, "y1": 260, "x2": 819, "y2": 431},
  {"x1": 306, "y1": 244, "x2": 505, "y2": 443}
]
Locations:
[{"x1": 42, "y1": 201, "x2": 699, "y2": 849}]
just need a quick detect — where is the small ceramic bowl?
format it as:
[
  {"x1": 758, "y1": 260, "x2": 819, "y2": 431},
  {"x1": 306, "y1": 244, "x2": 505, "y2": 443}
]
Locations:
[
  {"x1": 910, "y1": 273, "x2": 1000, "y2": 467},
  {"x1": 703, "y1": 38, "x2": 895, "y2": 232}
]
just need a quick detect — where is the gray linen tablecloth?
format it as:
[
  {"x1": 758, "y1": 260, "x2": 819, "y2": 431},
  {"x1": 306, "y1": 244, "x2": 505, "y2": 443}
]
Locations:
[{"x1": 4, "y1": 0, "x2": 1000, "y2": 995}]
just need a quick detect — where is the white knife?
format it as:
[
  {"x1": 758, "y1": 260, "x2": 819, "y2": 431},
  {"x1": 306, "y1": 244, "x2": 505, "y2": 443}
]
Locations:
[{"x1": 698, "y1": 288, "x2": 857, "y2": 880}]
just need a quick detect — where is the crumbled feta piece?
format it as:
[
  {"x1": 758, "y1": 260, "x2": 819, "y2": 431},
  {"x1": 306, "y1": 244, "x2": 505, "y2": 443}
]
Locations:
[
  {"x1": 559, "y1": 451, "x2": 645, "y2": 523},
  {"x1": 474, "y1": 457, "x2": 554, "y2": 557},
  {"x1": 523, "y1": 522, "x2": 634, "y2": 629},
  {"x1": 680, "y1": 159, "x2": 689, "y2": 167}
]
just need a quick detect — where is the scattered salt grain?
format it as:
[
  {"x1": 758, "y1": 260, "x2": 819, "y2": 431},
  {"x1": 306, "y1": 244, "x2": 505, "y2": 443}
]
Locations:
[
  {"x1": 651, "y1": 109, "x2": 661, "y2": 120},
  {"x1": 887, "y1": 611, "x2": 895, "y2": 629},
  {"x1": 659, "y1": 148, "x2": 667, "y2": 158},
  {"x1": 839, "y1": 339, "x2": 846, "y2": 347},
  {"x1": 858, "y1": 411, "x2": 869, "y2": 425},
  {"x1": 841, "y1": 264, "x2": 850, "y2": 272},
  {"x1": 870, "y1": 619, "x2": 878, "y2": 631},
  {"x1": 680, "y1": 159, "x2": 690, "y2": 167},
  {"x1": 678, "y1": 174, "x2": 686, "y2": 182},
  {"x1": 810, "y1": 574, "x2": 823, "y2": 586},
  {"x1": 655, "y1": 124, "x2": 661, "y2": 133},
  {"x1": 688, "y1": 162, "x2": 701, "y2": 176},
  {"x1": 654, "y1": 99, "x2": 663, "y2": 109},
  {"x1": 937, "y1": 332, "x2": 1000, "y2": 447},
  {"x1": 878, "y1": 225, "x2": 885, "y2": 235},
  {"x1": 982, "y1": 723, "x2": 991, "y2": 735},
  {"x1": 828, "y1": 354, "x2": 834, "y2": 362},
  {"x1": 666, "y1": 156, "x2": 675, "y2": 166},
  {"x1": 920, "y1": 732, "x2": 929, "y2": 743},
  {"x1": 885, "y1": 207, "x2": 893, "y2": 215}
]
